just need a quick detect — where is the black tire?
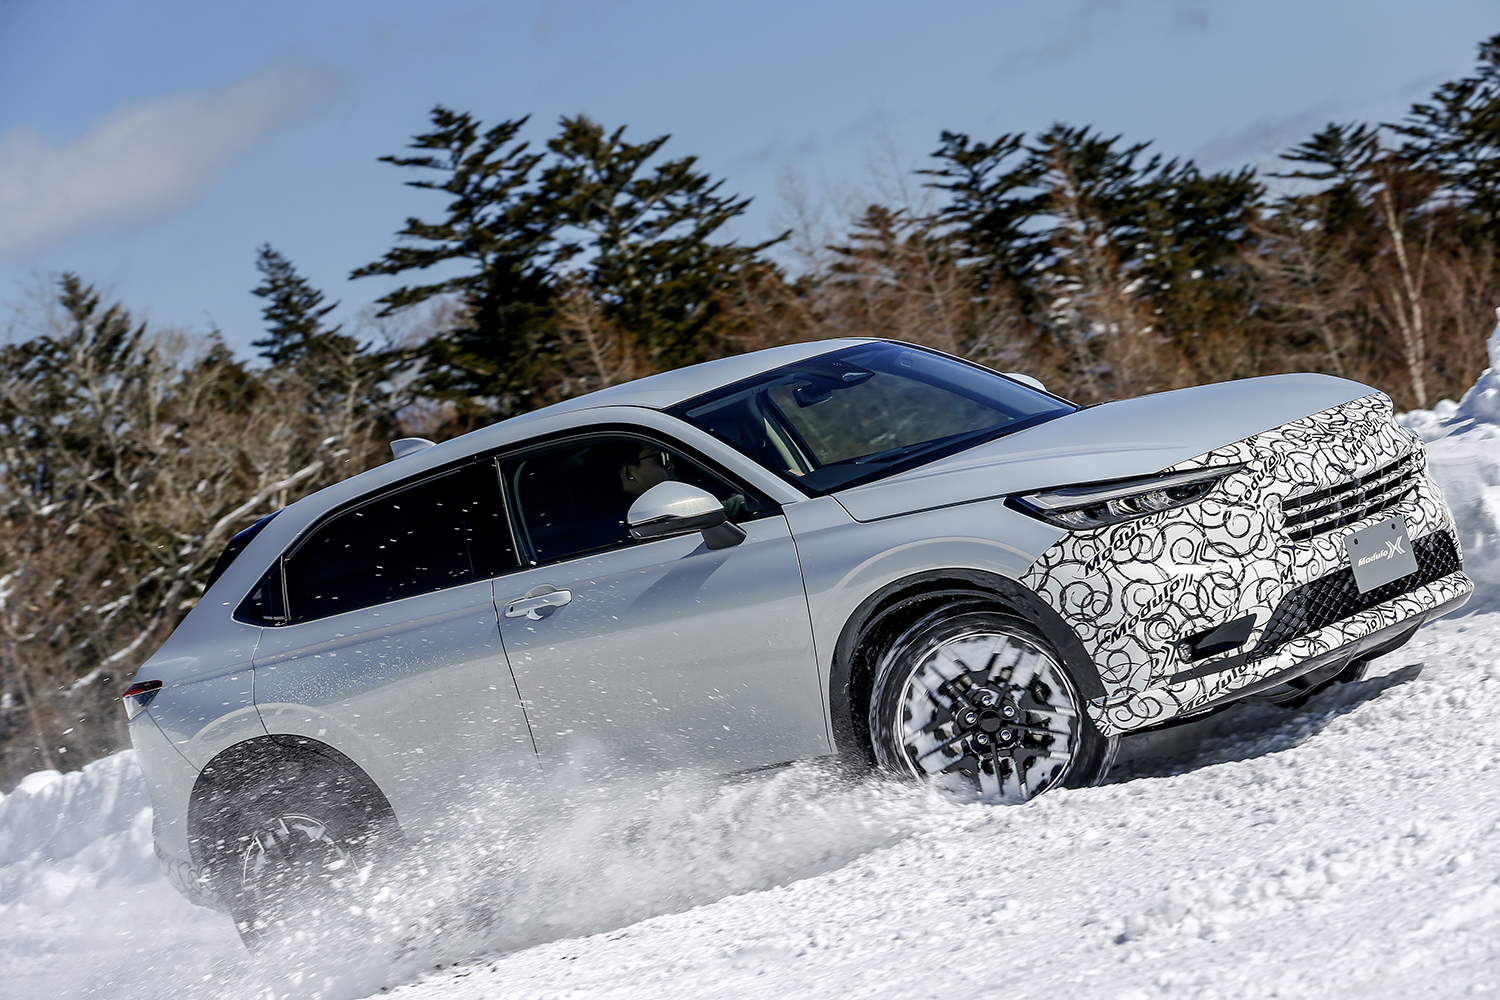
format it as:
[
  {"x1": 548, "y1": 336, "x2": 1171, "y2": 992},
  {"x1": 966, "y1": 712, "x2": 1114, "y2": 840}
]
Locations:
[
  {"x1": 869, "y1": 608, "x2": 1116, "y2": 801},
  {"x1": 193, "y1": 752, "x2": 395, "y2": 950}
]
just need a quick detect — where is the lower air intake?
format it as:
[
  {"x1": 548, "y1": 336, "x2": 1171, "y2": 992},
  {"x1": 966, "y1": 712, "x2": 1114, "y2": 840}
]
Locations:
[{"x1": 1251, "y1": 531, "x2": 1461, "y2": 661}]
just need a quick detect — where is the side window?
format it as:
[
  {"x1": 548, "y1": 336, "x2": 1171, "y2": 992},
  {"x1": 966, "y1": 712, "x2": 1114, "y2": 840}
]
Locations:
[
  {"x1": 499, "y1": 435, "x2": 765, "y2": 567},
  {"x1": 281, "y1": 469, "x2": 477, "y2": 623}
]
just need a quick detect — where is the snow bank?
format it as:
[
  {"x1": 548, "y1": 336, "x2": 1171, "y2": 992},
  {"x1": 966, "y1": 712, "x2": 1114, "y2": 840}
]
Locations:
[
  {"x1": 0, "y1": 750, "x2": 249, "y2": 999},
  {"x1": 1399, "y1": 307, "x2": 1500, "y2": 611},
  {"x1": 0, "y1": 750, "x2": 152, "y2": 888}
]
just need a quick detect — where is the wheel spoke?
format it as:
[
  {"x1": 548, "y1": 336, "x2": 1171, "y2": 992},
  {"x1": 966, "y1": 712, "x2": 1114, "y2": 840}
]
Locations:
[
  {"x1": 910, "y1": 729, "x2": 970, "y2": 771},
  {"x1": 912, "y1": 667, "x2": 953, "y2": 703},
  {"x1": 1016, "y1": 722, "x2": 1071, "y2": 740},
  {"x1": 975, "y1": 636, "x2": 1012, "y2": 679},
  {"x1": 1008, "y1": 648, "x2": 1041, "y2": 691},
  {"x1": 911, "y1": 702, "x2": 955, "y2": 735},
  {"x1": 1016, "y1": 686, "x2": 1073, "y2": 716},
  {"x1": 936, "y1": 753, "x2": 979, "y2": 777},
  {"x1": 978, "y1": 760, "x2": 1002, "y2": 797},
  {"x1": 934, "y1": 676, "x2": 971, "y2": 710},
  {"x1": 933, "y1": 645, "x2": 973, "y2": 677},
  {"x1": 998, "y1": 754, "x2": 1024, "y2": 800}
]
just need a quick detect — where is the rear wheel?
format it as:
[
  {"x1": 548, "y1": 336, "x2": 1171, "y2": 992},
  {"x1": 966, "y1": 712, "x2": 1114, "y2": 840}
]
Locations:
[
  {"x1": 194, "y1": 753, "x2": 395, "y2": 950},
  {"x1": 870, "y1": 609, "x2": 1115, "y2": 801}
]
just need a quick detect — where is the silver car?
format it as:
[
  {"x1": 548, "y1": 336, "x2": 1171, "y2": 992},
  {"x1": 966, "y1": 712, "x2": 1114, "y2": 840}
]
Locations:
[{"x1": 125, "y1": 338, "x2": 1472, "y2": 942}]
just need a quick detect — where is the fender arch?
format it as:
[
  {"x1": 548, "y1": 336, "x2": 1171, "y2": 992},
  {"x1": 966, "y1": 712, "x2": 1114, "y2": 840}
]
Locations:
[
  {"x1": 827, "y1": 569, "x2": 1105, "y2": 767},
  {"x1": 187, "y1": 734, "x2": 401, "y2": 876}
]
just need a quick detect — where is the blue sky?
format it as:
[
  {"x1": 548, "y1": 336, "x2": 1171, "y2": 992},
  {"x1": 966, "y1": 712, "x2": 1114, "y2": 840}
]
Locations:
[{"x1": 0, "y1": 0, "x2": 1495, "y2": 356}]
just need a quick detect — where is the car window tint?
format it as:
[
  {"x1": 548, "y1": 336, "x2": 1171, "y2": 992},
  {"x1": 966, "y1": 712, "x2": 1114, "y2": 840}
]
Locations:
[
  {"x1": 234, "y1": 563, "x2": 286, "y2": 625},
  {"x1": 501, "y1": 435, "x2": 754, "y2": 566},
  {"x1": 283, "y1": 470, "x2": 476, "y2": 622}
]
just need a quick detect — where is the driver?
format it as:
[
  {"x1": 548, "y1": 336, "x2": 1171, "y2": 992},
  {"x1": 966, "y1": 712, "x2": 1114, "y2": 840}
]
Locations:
[
  {"x1": 618, "y1": 442, "x2": 676, "y2": 497},
  {"x1": 615, "y1": 440, "x2": 750, "y2": 522}
]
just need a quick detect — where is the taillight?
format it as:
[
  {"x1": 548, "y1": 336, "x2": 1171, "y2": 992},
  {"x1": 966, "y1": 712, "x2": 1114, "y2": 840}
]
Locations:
[{"x1": 121, "y1": 679, "x2": 162, "y2": 720}]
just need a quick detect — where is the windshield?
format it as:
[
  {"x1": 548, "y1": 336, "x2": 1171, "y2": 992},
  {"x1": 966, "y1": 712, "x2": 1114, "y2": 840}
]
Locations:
[{"x1": 668, "y1": 343, "x2": 1076, "y2": 494}]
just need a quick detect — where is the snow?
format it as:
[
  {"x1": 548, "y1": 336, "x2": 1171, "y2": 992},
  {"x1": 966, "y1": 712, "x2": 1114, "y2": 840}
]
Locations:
[
  {"x1": 7, "y1": 321, "x2": 1500, "y2": 999},
  {"x1": 0, "y1": 750, "x2": 246, "y2": 998},
  {"x1": 9, "y1": 621, "x2": 1500, "y2": 999},
  {"x1": 1399, "y1": 308, "x2": 1500, "y2": 611}
]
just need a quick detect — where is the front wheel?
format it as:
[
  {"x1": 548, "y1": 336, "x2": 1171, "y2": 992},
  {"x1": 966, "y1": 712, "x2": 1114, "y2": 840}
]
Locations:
[{"x1": 869, "y1": 609, "x2": 1116, "y2": 802}]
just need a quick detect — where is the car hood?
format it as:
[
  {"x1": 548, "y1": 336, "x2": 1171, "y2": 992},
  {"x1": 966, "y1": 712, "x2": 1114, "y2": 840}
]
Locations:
[{"x1": 832, "y1": 373, "x2": 1378, "y2": 522}]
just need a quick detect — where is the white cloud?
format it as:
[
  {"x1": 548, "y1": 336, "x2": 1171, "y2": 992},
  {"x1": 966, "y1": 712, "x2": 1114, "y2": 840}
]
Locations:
[{"x1": 0, "y1": 65, "x2": 327, "y2": 258}]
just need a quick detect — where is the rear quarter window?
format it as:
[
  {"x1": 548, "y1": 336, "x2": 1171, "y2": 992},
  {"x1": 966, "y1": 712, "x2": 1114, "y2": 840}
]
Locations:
[{"x1": 281, "y1": 469, "x2": 478, "y2": 622}]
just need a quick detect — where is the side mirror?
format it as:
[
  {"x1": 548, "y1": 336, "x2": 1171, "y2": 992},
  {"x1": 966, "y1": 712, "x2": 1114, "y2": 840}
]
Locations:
[
  {"x1": 627, "y1": 482, "x2": 746, "y2": 550},
  {"x1": 1004, "y1": 372, "x2": 1047, "y2": 393}
]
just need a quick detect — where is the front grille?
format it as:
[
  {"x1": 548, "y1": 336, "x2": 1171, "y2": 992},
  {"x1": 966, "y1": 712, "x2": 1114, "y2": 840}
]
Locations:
[
  {"x1": 1250, "y1": 531, "x2": 1461, "y2": 661},
  {"x1": 1282, "y1": 451, "x2": 1422, "y2": 541}
]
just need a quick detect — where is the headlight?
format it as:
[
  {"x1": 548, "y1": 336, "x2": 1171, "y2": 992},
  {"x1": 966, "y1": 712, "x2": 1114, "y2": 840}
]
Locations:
[{"x1": 1009, "y1": 465, "x2": 1243, "y2": 530}]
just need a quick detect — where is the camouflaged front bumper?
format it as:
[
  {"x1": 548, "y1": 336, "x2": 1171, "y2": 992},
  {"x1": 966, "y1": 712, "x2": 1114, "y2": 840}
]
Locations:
[{"x1": 1021, "y1": 393, "x2": 1473, "y2": 736}]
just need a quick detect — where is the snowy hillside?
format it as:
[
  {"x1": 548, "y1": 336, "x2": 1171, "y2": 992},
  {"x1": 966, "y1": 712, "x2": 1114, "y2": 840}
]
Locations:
[
  {"x1": 1401, "y1": 312, "x2": 1500, "y2": 613},
  {"x1": 7, "y1": 613, "x2": 1500, "y2": 1000},
  {"x1": 6, "y1": 321, "x2": 1500, "y2": 1000}
]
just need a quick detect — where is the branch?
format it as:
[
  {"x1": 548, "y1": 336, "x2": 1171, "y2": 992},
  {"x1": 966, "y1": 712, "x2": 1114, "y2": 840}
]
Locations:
[{"x1": 201, "y1": 460, "x2": 323, "y2": 553}]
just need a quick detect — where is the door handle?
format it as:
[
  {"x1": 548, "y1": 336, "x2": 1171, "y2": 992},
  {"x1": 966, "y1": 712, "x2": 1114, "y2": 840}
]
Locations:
[{"x1": 505, "y1": 589, "x2": 573, "y2": 619}]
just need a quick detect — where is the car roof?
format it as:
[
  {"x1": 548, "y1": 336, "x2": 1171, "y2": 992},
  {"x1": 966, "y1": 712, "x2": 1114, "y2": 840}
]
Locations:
[
  {"x1": 409, "y1": 337, "x2": 875, "y2": 458},
  {"x1": 519, "y1": 338, "x2": 877, "y2": 418},
  {"x1": 289, "y1": 338, "x2": 880, "y2": 510}
]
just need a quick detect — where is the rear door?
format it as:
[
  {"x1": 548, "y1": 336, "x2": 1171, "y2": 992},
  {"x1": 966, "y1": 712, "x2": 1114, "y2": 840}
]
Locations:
[{"x1": 250, "y1": 462, "x2": 539, "y2": 820}]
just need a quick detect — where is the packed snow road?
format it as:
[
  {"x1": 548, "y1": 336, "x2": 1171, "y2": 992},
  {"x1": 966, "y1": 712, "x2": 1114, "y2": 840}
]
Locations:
[
  {"x1": 5, "y1": 610, "x2": 1500, "y2": 1000},
  {"x1": 6, "y1": 334, "x2": 1500, "y2": 1000},
  {"x1": 389, "y1": 612, "x2": 1500, "y2": 1000}
]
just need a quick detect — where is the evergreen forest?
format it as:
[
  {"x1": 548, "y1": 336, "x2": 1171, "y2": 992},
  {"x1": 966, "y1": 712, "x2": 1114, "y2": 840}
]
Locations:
[{"x1": 4, "y1": 35, "x2": 1500, "y2": 785}]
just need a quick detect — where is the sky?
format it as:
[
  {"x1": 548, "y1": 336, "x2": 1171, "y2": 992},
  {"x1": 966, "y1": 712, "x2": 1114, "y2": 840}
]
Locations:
[{"x1": 0, "y1": 0, "x2": 1496, "y2": 357}]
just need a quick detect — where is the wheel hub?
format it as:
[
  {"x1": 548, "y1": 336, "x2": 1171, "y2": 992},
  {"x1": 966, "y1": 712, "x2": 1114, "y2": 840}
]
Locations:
[
  {"x1": 966, "y1": 698, "x2": 1018, "y2": 750},
  {"x1": 241, "y1": 813, "x2": 351, "y2": 901}
]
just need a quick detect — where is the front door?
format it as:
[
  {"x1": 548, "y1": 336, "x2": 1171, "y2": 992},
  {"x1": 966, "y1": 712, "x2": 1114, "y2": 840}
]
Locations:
[{"x1": 492, "y1": 433, "x2": 829, "y2": 773}]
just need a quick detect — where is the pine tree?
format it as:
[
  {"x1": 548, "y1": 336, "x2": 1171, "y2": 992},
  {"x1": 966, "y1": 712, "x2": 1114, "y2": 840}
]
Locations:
[
  {"x1": 351, "y1": 109, "x2": 556, "y2": 410},
  {"x1": 923, "y1": 125, "x2": 1260, "y2": 394},
  {"x1": 539, "y1": 115, "x2": 784, "y2": 368},
  {"x1": 1277, "y1": 122, "x2": 1382, "y2": 240},
  {"x1": 1395, "y1": 32, "x2": 1500, "y2": 241},
  {"x1": 252, "y1": 245, "x2": 392, "y2": 442},
  {"x1": 355, "y1": 108, "x2": 783, "y2": 414},
  {"x1": 251, "y1": 245, "x2": 351, "y2": 365},
  {"x1": 922, "y1": 130, "x2": 1047, "y2": 298}
]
